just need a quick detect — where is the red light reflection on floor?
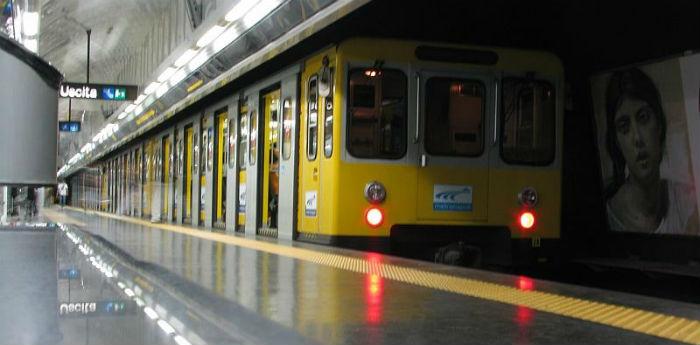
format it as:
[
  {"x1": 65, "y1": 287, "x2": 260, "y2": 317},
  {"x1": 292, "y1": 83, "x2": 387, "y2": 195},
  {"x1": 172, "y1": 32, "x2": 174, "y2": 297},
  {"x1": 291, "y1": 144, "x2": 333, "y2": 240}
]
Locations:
[
  {"x1": 365, "y1": 253, "x2": 384, "y2": 325},
  {"x1": 515, "y1": 306, "x2": 534, "y2": 345},
  {"x1": 516, "y1": 305, "x2": 533, "y2": 325},
  {"x1": 517, "y1": 276, "x2": 534, "y2": 291}
]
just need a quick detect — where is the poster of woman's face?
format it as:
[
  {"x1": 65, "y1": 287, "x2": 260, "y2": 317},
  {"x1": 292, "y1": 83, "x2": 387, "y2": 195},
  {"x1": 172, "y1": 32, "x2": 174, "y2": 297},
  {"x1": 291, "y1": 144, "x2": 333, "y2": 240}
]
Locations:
[{"x1": 591, "y1": 55, "x2": 700, "y2": 236}]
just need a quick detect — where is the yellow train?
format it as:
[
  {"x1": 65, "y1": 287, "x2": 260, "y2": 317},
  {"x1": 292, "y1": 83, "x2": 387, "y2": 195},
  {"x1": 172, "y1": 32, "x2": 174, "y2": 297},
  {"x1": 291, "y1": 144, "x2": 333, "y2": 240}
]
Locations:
[{"x1": 73, "y1": 37, "x2": 563, "y2": 266}]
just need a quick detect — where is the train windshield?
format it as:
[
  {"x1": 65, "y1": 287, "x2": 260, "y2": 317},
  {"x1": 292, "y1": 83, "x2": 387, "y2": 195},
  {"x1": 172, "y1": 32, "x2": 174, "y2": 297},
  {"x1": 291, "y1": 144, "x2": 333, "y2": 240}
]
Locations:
[{"x1": 425, "y1": 78, "x2": 485, "y2": 156}]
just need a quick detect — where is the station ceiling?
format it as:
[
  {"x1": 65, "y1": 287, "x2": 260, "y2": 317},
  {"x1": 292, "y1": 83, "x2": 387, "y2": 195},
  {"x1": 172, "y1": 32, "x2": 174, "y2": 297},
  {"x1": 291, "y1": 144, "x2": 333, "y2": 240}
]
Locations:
[{"x1": 34, "y1": 0, "x2": 699, "y2": 169}]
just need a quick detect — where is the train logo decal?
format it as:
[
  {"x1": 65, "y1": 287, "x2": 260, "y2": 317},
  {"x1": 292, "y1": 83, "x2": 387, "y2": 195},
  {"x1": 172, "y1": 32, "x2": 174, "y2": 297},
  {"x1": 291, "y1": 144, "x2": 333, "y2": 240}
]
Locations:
[
  {"x1": 238, "y1": 184, "x2": 246, "y2": 213},
  {"x1": 305, "y1": 191, "x2": 317, "y2": 217},
  {"x1": 433, "y1": 185, "x2": 473, "y2": 211}
]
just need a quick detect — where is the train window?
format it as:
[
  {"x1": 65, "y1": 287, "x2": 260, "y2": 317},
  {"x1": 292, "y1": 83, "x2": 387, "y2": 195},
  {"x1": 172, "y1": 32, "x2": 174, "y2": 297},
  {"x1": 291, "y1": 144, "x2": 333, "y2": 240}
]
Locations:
[
  {"x1": 201, "y1": 128, "x2": 208, "y2": 173},
  {"x1": 282, "y1": 98, "x2": 292, "y2": 160},
  {"x1": 324, "y1": 68, "x2": 335, "y2": 158},
  {"x1": 239, "y1": 113, "x2": 248, "y2": 170},
  {"x1": 177, "y1": 137, "x2": 184, "y2": 177},
  {"x1": 501, "y1": 78, "x2": 556, "y2": 165},
  {"x1": 307, "y1": 75, "x2": 318, "y2": 161},
  {"x1": 228, "y1": 119, "x2": 236, "y2": 168},
  {"x1": 249, "y1": 110, "x2": 258, "y2": 165},
  {"x1": 207, "y1": 127, "x2": 214, "y2": 172},
  {"x1": 425, "y1": 78, "x2": 484, "y2": 156},
  {"x1": 347, "y1": 68, "x2": 407, "y2": 159},
  {"x1": 193, "y1": 133, "x2": 199, "y2": 174}
]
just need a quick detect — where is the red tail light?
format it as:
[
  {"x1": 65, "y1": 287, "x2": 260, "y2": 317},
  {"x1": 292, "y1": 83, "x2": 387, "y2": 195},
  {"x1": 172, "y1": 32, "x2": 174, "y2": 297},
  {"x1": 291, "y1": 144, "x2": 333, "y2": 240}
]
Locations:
[
  {"x1": 365, "y1": 207, "x2": 384, "y2": 228},
  {"x1": 519, "y1": 211, "x2": 535, "y2": 230}
]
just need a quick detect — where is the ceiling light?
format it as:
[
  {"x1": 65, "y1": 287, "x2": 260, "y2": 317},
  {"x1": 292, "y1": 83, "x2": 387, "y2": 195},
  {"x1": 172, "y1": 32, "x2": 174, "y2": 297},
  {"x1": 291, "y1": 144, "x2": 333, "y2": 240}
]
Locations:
[
  {"x1": 225, "y1": 0, "x2": 258, "y2": 22},
  {"x1": 169, "y1": 68, "x2": 188, "y2": 85},
  {"x1": 24, "y1": 39, "x2": 37, "y2": 53},
  {"x1": 243, "y1": 0, "x2": 281, "y2": 28},
  {"x1": 134, "y1": 95, "x2": 146, "y2": 104},
  {"x1": 157, "y1": 67, "x2": 177, "y2": 83},
  {"x1": 187, "y1": 50, "x2": 210, "y2": 71},
  {"x1": 117, "y1": 112, "x2": 127, "y2": 120},
  {"x1": 212, "y1": 26, "x2": 242, "y2": 53},
  {"x1": 125, "y1": 104, "x2": 136, "y2": 112},
  {"x1": 144, "y1": 82, "x2": 160, "y2": 95},
  {"x1": 22, "y1": 12, "x2": 39, "y2": 36},
  {"x1": 196, "y1": 25, "x2": 225, "y2": 48},
  {"x1": 155, "y1": 83, "x2": 170, "y2": 98},
  {"x1": 174, "y1": 49, "x2": 197, "y2": 67}
]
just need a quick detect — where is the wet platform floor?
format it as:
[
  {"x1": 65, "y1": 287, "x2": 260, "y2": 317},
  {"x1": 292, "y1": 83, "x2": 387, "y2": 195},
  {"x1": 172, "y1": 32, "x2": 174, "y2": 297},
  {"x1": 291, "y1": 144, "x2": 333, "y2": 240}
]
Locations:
[{"x1": 24, "y1": 207, "x2": 700, "y2": 345}]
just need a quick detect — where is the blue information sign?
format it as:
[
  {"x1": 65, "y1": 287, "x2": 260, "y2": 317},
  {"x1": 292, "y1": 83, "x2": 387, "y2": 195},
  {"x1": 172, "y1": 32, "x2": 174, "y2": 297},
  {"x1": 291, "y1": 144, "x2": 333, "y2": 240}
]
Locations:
[
  {"x1": 59, "y1": 121, "x2": 81, "y2": 132},
  {"x1": 58, "y1": 268, "x2": 81, "y2": 280}
]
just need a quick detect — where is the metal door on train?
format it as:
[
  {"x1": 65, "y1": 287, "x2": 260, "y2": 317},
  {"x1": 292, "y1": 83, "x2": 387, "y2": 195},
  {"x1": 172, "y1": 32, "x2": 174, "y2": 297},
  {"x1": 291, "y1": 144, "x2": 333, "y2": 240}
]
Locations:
[
  {"x1": 299, "y1": 73, "x2": 321, "y2": 234},
  {"x1": 416, "y1": 71, "x2": 494, "y2": 221},
  {"x1": 256, "y1": 74, "x2": 297, "y2": 239},
  {"x1": 260, "y1": 88, "x2": 281, "y2": 235}
]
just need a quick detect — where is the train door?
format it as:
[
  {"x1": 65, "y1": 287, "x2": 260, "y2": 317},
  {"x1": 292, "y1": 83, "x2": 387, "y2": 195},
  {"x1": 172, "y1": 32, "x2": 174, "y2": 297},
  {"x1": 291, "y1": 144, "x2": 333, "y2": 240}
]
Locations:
[
  {"x1": 130, "y1": 150, "x2": 136, "y2": 216},
  {"x1": 174, "y1": 130, "x2": 182, "y2": 223},
  {"x1": 192, "y1": 119, "x2": 202, "y2": 227},
  {"x1": 277, "y1": 74, "x2": 299, "y2": 240},
  {"x1": 162, "y1": 134, "x2": 172, "y2": 221},
  {"x1": 143, "y1": 140, "x2": 154, "y2": 219},
  {"x1": 225, "y1": 98, "x2": 240, "y2": 232},
  {"x1": 136, "y1": 147, "x2": 143, "y2": 217},
  {"x1": 298, "y1": 74, "x2": 320, "y2": 234},
  {"x1": 124, "y1": 154, "x2": 129, "y2": 213},
  {"x1": 101, "y1": 165, "x2": 108, "y2": 211},
  {"x1": 184, "y1": 125, "x2": 194, "y2": 224},
  {"x1": 214, "y1": 110, "x2": 228, "y2": 229},
  {"x1": 153, "y1": 138, "x2": 163, "y2": 221},
  {"x1": 200, "y1": 116, "x2": 212, "y2": 226},
  {"x1": 244, "y1": 95, "x2": 260, "y2": 235},
  {"x1": 415, "y1": 71, "x2": 493, "y2": 221},
  {"x1": 260, "y1": 88, "x2": 281, "y2": 234},
  {"x1": 236, "y1": 102, "x2": 248, "y2": 232}
]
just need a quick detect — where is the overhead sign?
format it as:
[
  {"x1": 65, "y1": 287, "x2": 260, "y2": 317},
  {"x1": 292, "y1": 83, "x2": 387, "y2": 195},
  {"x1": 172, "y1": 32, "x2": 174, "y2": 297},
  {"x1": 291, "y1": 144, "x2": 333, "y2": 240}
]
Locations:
[
  {"x1": 58, "y1": 268, "x2": 81, "y2": 280},
  {"x1": 59, "y1": 121, "x2": 81, "y2": 132},
  {"x1": 59, "y1": 82, "x2": 138, "y2": 101},
  {"x1": 59, "y1": 300, "x2": 135, "y2": 317}
]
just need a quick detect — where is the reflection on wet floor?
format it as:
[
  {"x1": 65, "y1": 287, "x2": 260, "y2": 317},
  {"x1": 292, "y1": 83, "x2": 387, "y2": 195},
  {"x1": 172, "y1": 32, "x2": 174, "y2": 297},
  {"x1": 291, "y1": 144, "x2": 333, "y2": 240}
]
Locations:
[
  {"x1": 56, "y1": 223, "x2": 312, "y2": 345},
  {"x1": 11, "y1": 210, "x2": 700, "y2": 345}
]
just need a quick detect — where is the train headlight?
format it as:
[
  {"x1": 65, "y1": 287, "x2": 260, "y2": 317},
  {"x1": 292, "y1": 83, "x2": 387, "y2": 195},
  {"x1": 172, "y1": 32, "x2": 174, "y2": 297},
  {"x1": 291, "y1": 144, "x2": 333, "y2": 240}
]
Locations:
[
  {"x1": 518, "y1": 187, "x2": 538, "y2": 207},
  {"x1": 364, "y1": 181, "x2": 386, "y2": 204}
]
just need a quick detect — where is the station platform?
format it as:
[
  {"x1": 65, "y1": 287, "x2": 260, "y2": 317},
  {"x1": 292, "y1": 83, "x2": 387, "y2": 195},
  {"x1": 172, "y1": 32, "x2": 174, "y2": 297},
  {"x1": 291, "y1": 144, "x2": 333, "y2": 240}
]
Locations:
[{"x1": 41, "y1": 207, "x2": 700, "y2": 345}]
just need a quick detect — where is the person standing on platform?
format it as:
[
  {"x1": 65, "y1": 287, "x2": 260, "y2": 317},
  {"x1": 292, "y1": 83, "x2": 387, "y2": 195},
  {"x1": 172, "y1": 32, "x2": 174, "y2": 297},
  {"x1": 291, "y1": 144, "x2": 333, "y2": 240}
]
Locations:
[{"x1": 58, "y1": 181, "x2": 68, "y2": 208}]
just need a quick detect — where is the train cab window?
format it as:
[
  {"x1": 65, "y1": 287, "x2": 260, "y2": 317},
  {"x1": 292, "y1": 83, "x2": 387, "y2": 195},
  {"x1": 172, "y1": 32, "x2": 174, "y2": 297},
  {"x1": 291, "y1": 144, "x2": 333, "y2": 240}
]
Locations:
[
  {"x1": 249, "y1": 110, "x2": 258, "y2": 165},
  {"x1": 347, "y1": 68, "x2": 407, "y2": 159},
  {"x1": 228, "y1": 119, "x2": 236, "y2": 168},
  {"x1": 239, "y1": 114, "x2": 248, "y2": 170},
  {"x1": 425, "y1": 78, "x2": 484, "y2": 156},
  {"x1": 501, "y1": 78, "x2": 556, "y2": 165},
  {"x1": 323, "y1": 69, "x2": 334, "y2": 158},
  {"x1": 282, "y1": 98, "x2": 292, "y2": 160},
  {"x1": 307, "y1": 75, "x2": 318, "y2": 161}
]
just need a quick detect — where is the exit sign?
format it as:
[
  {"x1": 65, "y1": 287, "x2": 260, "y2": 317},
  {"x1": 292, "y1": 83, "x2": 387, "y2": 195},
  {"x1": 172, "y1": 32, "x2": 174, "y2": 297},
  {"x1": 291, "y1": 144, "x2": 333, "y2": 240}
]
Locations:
[{"x1": 59, "y1": 82, "x2": 138, "y2": 101}]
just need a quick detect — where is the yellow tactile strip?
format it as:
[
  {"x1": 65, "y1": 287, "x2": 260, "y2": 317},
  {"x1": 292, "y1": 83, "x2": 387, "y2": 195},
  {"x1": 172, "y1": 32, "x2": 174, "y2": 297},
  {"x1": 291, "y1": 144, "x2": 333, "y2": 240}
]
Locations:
[{"x1": 52, "y1": 207, "x2": 700, "y2": 345}]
